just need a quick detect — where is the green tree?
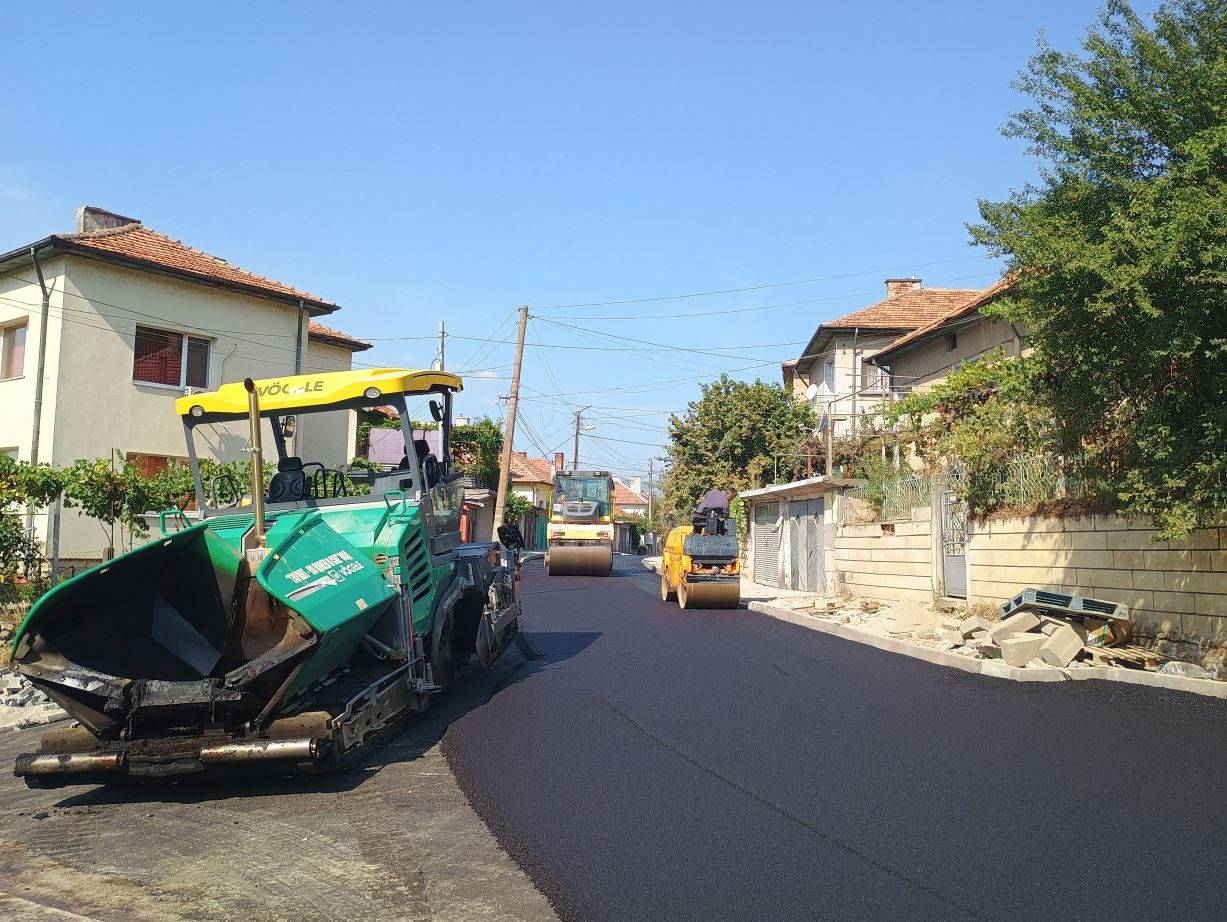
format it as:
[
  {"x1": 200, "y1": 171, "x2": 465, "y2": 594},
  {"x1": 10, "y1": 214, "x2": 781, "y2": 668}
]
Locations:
[
  {"x1": 453, "y1": 417, "x2": 503, "y2": 487},
  {"x1": 663, "y1": 374, "x2": 815, "y2": 527},
  {"x1": 970, "y1": 0, "x2": 1227, "y2": 537},
  {"x1": 502, "y1": 491, "x2": 536, "y2": 519}
]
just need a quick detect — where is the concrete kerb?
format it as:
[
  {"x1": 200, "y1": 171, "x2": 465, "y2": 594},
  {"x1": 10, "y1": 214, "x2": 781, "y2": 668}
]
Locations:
[{"x1": 747, "y1": 600, "x2": 1227, "y2": 700}]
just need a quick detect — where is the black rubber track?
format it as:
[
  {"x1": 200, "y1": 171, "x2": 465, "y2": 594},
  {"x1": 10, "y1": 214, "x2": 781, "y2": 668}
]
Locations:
[{"x1": 445, "y1": 558, "x2": 1227, "y2": 921}]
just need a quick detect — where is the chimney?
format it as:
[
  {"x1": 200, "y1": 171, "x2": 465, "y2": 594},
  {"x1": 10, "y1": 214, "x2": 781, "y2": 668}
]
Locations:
[
  {"x1": 76, "y1": 205, "x2": 141, "y2": 234},
  {"x1": 885, "y1": 277, "x2": 922, "y2": 299},
  {"x1": 554, "y1": 452, "x2": 564, "y2": 471}
]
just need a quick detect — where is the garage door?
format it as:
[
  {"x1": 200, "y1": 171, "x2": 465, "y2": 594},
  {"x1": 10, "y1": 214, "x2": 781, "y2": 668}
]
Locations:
[
  {"x1": 753, "y1": 502, "x2": 781, "y2": 588},
  {"x1": 787, "y1": 498, "x2": 825, "y2": 592}
]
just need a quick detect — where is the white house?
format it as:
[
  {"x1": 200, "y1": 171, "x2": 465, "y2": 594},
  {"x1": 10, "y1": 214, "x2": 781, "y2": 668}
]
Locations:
[
  {"x1": 781, "y1": 278, "x2": 982, "y2": 437},
  {"x1": 0, "y1": 205, "x2": 370, "y2": 563}
]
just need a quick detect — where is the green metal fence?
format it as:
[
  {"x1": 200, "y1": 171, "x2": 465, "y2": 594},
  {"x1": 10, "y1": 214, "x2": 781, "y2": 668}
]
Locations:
[{"x1": 843, "y1": 474, "x2": 932, "y2": 524}]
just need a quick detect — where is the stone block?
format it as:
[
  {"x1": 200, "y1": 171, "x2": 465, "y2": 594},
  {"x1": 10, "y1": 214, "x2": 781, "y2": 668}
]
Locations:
[
  {"x1": 1001, "y1": 634, "x2": 1048, "y2": 667},
  {"x1": 1133, "y1": 570, "x2": 1165, "y2": 590},
  {"x1": 1040, "y1": 625, "x2": 1083, "y2": 667},
  {"x1": 1154, "y1": 590, "x2": 1196, "y2": 614},
  {"x1": 1194, "y1": 594, "x2": 1227, "y2": 617},
  {"x1": 988, "y1": 611, "x2": 1041, "y2": 642},
  {"x1": 957, "y1": 615, "x2": 996, "y2": 638}
]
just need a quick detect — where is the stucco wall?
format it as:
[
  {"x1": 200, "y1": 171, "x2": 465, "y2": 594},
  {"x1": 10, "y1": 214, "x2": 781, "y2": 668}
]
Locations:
[
  {"x1": 512, "y1": 482, "x2": 552, "y2": 508},
  {"x1": 4, "y1": 255, "x2": 357, "y2": 560},
  {"x1": 791, "y1": 330, "x2": 900, "y2": 436},
  {"x1": 50, "y1": 258, "x2": 312, "y2": 472},
  {"x1": 0, "y1": 257, "x2": 68, "y2": 461},
  {"x1": 886, "y1": 315, "x2": 1022, "y2": 394},
  {"x1": 968, "y1": 515, "x2": 1227, "y2": 652},
  {"x1": 833, "y1": 505, "x2": 935, "y2": 602},
  {"x1": 295, "y1": 339, "x2": 356, "y2": 468}
]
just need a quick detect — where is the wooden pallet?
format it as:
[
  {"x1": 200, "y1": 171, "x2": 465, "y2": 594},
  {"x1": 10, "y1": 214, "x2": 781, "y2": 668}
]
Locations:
[{"x1": 1083, "y1": 644, "x2": 1164, "y2": 670}]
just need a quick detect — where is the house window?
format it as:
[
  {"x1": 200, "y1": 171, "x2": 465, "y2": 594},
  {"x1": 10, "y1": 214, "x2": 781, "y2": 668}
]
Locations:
[
  {"x1": 133, "y1": 326, "x2": 210, "y2": 388},
  {"x1": 126, "y1": 452, "x2": 187, "y2": 478},
  {"x1": 944, "y1": 332, "x2": 958, "y2": 353},
  {"x1": 858, "y1": 356, "x2": 887, "y2": 394},
  {"x1": 1, "y1": 321, "x2": 27, "y2": 379}
]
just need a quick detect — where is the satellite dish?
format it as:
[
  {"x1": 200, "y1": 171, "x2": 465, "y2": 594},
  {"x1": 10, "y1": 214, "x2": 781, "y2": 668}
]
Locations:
[{"x1": 804, "y1": 383, "x2": 819, "y2": 401}]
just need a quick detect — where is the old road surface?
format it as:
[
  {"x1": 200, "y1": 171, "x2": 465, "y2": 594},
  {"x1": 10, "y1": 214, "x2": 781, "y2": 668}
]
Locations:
[{"x1": 2, "y1": 557, "x2": 1226, "y2": 921}]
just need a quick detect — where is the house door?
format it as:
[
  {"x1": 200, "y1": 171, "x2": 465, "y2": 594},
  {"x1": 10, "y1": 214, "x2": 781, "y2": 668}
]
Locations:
[
  {"x1": 753, "y1": 502, "x2": 781, "y2": 588},
  {"x1": 941, "y1": 470, "x2": 968, "y2": 599},
  {"x1": 787, "y1": 499, "x2": 825, "y2": 592}
]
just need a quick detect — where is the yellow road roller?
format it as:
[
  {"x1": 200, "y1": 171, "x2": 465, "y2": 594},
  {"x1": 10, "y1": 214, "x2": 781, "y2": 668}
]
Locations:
[
  {"x1": 545, "y1": 470, "x2": 615, "y2": 576},
  {"x1": 660, "y1": 491, "x2": 741, "y2": 609}
]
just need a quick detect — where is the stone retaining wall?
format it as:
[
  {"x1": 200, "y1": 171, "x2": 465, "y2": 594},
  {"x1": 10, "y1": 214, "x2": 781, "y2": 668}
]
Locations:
[
  {"x1": 968, "y1": 515, "x2": 1226, "y2": 660},
  {"x1": 833, "y1": 506, "x2": 935, "y2": 602}
]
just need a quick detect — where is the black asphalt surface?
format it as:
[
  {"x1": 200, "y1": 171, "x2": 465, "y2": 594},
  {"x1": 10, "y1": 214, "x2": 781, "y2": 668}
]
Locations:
[{"x1": 446, "y1": 558, "x2": 1227, "y2": 921}]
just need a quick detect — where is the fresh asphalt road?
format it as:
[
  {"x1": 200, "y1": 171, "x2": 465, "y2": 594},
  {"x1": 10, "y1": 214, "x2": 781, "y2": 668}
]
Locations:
[{"x1": 446, "y1": 558, "x2": 1227, "y2": 921}]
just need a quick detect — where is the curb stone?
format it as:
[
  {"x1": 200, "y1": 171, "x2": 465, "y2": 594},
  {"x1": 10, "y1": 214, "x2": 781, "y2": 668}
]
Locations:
[{"x1": 748, "y1": 600, "x2": 1227, "y2": 700}]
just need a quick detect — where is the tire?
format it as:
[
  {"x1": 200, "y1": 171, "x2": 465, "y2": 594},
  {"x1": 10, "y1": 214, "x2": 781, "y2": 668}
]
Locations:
[
  {"x1": 678, "y1": 578, "x2": 691, "y2": 610},
  {"x1": 431, "y1": 607, "x2": 457, "y2": 688},
  {"x1": 660, "y1": 568, "x2": 675, "y2": 601}
]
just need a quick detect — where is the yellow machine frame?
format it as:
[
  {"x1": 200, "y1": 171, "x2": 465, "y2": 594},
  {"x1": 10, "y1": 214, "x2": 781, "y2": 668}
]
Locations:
[
  {"x1": 545, "y1": 470, "x2": 615, "y2": 577},
  {"x1": 659, "y1": 525, "x2": 741, "y2": 609}
]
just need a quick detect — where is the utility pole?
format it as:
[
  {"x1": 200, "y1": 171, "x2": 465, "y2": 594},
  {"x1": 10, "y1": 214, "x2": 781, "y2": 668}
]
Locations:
[
  {"x1": 825, "y1": 407, "x2": 834, "y2": 477},
  {"x1": 434, "y1": 320, "x2": 446, "y2": 371},
  {"x1": 647, "y1": 457, "x2": 655, "y2": 524},
  {"x1": 571, "y1": 407, "x2": 587, "y2": 470},
  {"x1": 492, "y1": 307, "x2": 529, "y2": 537}
]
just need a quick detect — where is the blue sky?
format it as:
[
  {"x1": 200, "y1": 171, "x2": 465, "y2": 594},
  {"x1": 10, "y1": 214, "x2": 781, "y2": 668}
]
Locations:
[{"x1": 0, "y1": 1, "x2": 1151, "y2": 481}]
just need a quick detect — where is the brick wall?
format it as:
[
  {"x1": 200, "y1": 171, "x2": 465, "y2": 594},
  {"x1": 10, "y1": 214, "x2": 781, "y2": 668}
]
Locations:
[
  {"x1": 834, "y1": 506, "x2": 935, "y2": 602},
  {"x1": 968, "y1": 515, "x2": 1227, "y2": 653}
]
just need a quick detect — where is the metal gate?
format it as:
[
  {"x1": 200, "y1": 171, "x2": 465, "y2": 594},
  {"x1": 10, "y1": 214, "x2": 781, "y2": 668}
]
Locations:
[
  {"x1": 787, "y1": 498, "x2": 825, "y2": 592},
  {"x1": 753, "y1": 502, "x2": 781, "y2": 588},
  {"x1": 941, "y1": 469, "x2": 968, "y2": 599}
]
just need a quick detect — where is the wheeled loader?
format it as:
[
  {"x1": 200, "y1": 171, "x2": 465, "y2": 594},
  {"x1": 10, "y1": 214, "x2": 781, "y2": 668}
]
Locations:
[
  {"x1": 11, "y1": 368, "x2": 523, "y2": 786},
  {"x1": 660, "y1": 490, "x2": 741, "y2": 609},
  {"x1": 544, "y1": 470, "x2": 614, "y2": 576}
]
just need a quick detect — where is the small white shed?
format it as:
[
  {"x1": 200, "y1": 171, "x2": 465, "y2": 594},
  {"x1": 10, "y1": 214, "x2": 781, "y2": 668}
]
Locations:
[{"x1": 738, "y1": 477, "x2": 851, "y2": 593}]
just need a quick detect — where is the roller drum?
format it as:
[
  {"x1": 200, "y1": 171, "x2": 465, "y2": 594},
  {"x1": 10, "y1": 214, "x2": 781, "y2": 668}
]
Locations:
[
  {"x1": 678, "y1": 579, "x2": 740, "y2": 609},
  {"x1": 546, "y1": 545, "x2": 613, "y2": 576}
]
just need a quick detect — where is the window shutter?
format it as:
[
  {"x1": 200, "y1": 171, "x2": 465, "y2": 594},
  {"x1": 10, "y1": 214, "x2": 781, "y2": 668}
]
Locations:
[
  {"x1": 2, "y1": 323, "x2": 26, "y2": 378},
  {"x1": 133, "y1": 327, "x2": 183, "y2": 386},
  {"x1": 185, "y1": 337, "x2": 210, "y2": 388}
]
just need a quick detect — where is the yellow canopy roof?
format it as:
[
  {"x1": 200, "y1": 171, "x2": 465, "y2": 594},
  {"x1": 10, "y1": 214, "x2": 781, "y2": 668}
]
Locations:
[{"x1": 176, "y1": 368, "x2": 462, "y2": 419}]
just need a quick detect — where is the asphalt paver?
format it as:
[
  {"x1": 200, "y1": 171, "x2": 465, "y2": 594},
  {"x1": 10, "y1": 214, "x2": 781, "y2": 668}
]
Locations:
[{"x1": 445, "y1": 558, "x2": 1227, "y2": 921}]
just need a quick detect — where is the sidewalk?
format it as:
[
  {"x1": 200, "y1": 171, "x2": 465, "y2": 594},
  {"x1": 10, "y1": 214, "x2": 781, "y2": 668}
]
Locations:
[{"x1": 643, "y1": 559, "x2": 1227, "y2": 699}]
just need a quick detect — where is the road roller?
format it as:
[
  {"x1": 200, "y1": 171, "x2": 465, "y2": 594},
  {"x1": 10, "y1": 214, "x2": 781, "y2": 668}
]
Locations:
[
  {"x1": 659, "y1": 491, "x2": 741, "y2": 609},
  {"x1": 545, "y1": 470, "x2": 615, "y2": 576}
]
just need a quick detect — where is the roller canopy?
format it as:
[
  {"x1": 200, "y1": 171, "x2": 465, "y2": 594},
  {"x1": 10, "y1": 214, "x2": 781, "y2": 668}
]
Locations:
[{"x1": 176, "y1": 368, "x2": 462, "y2": 421}]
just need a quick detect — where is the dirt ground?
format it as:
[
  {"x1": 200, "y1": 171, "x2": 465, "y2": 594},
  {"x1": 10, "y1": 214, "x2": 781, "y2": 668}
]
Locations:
[{"x1": 0, "y1": 646, "x2": 556, "y2": 922}]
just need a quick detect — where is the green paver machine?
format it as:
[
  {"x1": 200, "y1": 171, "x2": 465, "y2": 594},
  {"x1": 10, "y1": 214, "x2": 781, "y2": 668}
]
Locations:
[{"x1": 11, "y1": 368, "x2": 523, "y2": 786}]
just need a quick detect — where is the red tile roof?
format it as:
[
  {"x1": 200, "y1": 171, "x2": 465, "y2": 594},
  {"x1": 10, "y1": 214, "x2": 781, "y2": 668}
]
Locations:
[
  {"x1": 509, "y1": 452, "x2": 556, "y2": 484},
  {"x1": 308, "y1": 321, "x2": 371, "y2": 352},
  {"x1": 874, "y1": 276, "x2": 1016, "y2": 361},
  {"x1": 613, "y1": 481, "x2": 647, "y2": 507},
  {"x1": 61, "y1": 222, "x2": 337, "y2": 308},
  {"x1": 824, "y1": 286, "x2": 982, "y2": 330}
]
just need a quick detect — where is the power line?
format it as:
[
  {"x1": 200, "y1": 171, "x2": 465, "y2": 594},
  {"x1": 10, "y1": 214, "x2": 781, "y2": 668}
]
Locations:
[
  {"x1": 530, "y1": 254, "x2": 988, "y2": 309},
  {"x1": 553, "y1": 272, "x2": 999, "y2": 321},
  {"x1": 536, "y1": 316, "x2": 798, "y2": 364}
]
